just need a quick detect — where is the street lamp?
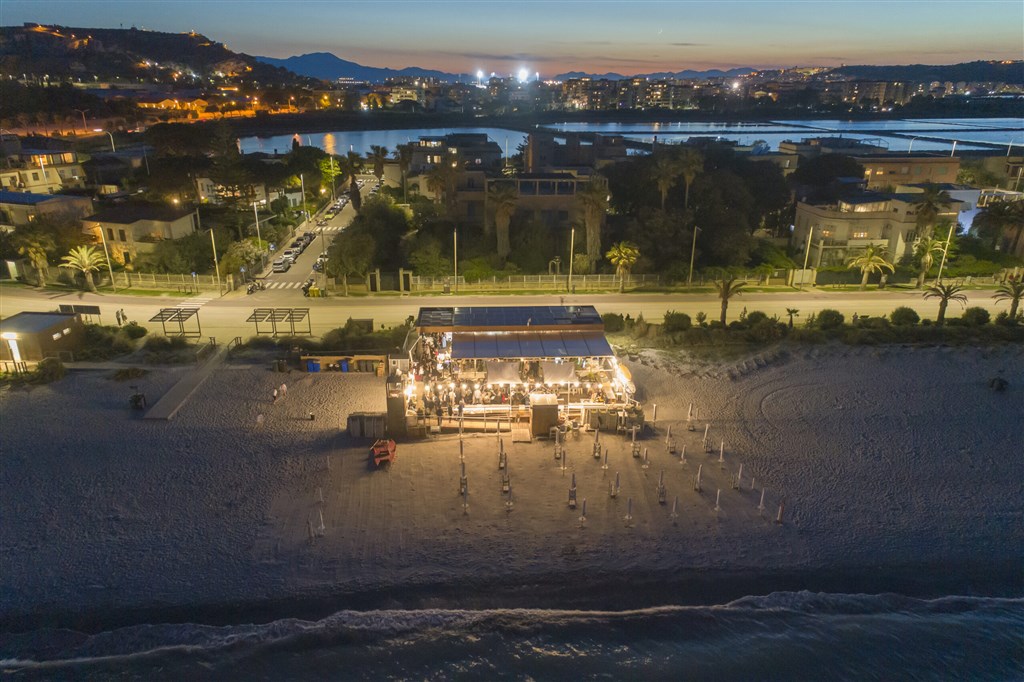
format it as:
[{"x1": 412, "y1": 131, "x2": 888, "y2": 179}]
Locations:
[
  {"x1": 73, "y1": 108, "x2": 88, "y2": 132},
  {"x1": 93, "y1": 128, "x2": 115, "y2": 152},
  {"x1": 96, "y1": 223, "x2": 118, "y2": 293},
  {"x1": 800, "y1": 225, "x2": 817, "y2": 289},
  {"x1": 687, "y1": 226, "x2": 701, "y2": 287},
  {"x1": 252, "y1": 200, "x2": 265, "y2": 271},
  {"x1": 566, "y1": 227, "x2": 575, "y2": 292},
  {"x1": 935, "y1": 222, "x2": 956, "y2": 285},
  {"x1": 209, "y1": 228, "x2": 222, "y2": 293},
  {"x1": 907, "y1": 136, "x2": 919, "y2": 153},
  {"x1": 300, "y1": 173, "x2": 309, "y2": 225},
  {"x1": 453, "y1": 229, "x2": 458, "y2": 294}
]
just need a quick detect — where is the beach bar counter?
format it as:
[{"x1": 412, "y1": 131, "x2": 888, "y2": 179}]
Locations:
[{"x1": 394, "y1": 305, "x2": 639, "y2": 438}]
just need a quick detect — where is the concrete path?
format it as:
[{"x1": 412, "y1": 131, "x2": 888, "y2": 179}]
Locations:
[{"x1": 143, "y1": 346, "x2": 229, "y2": 420}]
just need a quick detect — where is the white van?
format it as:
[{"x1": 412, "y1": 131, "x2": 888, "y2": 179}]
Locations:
[{"x1": 272, "y1": 257, "x2": 290, "y2": 273}]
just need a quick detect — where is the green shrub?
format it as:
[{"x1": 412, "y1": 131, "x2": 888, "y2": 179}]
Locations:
[
  {"x1": 662, "y1": 311, "x2": 691, "y2": 333},
  {"x1": 789, "y1": 328, "x2": 827, "y2": 343},
  {"x1": 35, "y1": 358, "x2": 66, "y2": 383},
  {"x1": 745, "y1": 311, "x2": 769, "y2": 326},
  {"x1": 961, "y1": 307, "x2": 990, "y2": 326},
  {"x1": 816, "y1": 309, "x2": 845, "y2": 330},
  {"x1": 143, "y1": 335, "x2": 172, "y2": 351},
  {"x1": 632, "y1": 314, "x2": 649, "y2": 339},
  {"x1": 111, "y1": 367, "x2": 148, "y2": 381},
  {"x1": 602, "y1": 313, "x2": 625, "y2": 333},
  {"x1": 122, "y1": 323, "x2": 148, "y2": 339},
  {"x1": 746, "y1": 319, "x2": 785, "y2": 343},
  {"x1": 889, "y1": 307, "x2": 920, "y2": 326}
]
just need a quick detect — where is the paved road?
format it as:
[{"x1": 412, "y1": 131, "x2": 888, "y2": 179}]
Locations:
[{"x1": 1, "y1": 281, "x2": 1010, "y2": 343}]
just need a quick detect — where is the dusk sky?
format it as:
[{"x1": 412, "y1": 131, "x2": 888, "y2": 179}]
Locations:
[{"x1": 3, "y1": 0, "x2": 1022, "y2": 75}]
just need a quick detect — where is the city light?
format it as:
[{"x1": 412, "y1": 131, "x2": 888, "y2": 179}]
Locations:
[{"x1": 517, "y1": 68, "x2": 529, "y2": 83}]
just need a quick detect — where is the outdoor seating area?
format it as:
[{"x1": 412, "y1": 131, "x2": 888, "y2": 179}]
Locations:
[{"x1": 397, "y1": 306, "x2": 637, "y2": 435}]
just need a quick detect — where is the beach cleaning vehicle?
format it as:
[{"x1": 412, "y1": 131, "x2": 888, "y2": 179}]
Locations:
[{"x1": 370, "y1": 438, "x2": 397, "y2": 467}]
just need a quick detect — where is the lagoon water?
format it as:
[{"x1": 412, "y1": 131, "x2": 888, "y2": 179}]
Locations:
[{"x1": 240, "y1": 117, "x2": 1023, "y2": 156}]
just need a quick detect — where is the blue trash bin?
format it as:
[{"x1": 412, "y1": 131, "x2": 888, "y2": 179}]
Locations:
[
  {"x1": 340, "y1": 359, "x2": 349, "y2": 372},
  {"x1": 307, "y1": 360, "x2": 321, "y2": 372}
]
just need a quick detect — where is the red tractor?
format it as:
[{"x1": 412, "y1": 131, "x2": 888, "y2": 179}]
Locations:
[{"x1": 370, "y1": 439, "x2": 397, "y2": 467}]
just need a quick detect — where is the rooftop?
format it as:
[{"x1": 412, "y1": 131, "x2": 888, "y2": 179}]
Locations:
[
  {"x1": 85, "y1": 203, "x2": 195, "y2": 224},
  {"x1": 0, "y1": 190, "x2": 66, "y2": 206},
  {"x1": 0, "y1": 311, "x2": 78, "y2": 335},
  {"x1": 417, "y1": 305, "x2": 604, "y2": 332}
]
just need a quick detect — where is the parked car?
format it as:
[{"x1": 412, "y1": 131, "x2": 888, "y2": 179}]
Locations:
[
  {"x1": 272, "y1": 257, "x2": 290, "y2": 273},
  {"x1": 290, "y1": 240, "x2": 305, "y2": 253},
  {"x1": 302, "y1": 232, "x2": 316, "y2": 242},
  {"x1": 281, "y1": 249, "x2": 298, "y2": 263}
]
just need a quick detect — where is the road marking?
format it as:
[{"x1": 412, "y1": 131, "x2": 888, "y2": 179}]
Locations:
[{"x1": 177, "y1": 295, "x2": 215, "y2": 308}]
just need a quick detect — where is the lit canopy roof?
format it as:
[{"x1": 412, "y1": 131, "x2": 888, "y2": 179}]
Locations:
[
  {"x1": 450, "y1": 331, "x2": 612, "y2": 359},
  {"x1": 417, "y1": 305, "x2": 603, "y2": 332}
]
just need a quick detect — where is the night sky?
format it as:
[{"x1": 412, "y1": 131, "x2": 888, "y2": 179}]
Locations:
[{"x1": 2, "y1": 0, "x2": 1021, "y2": 76}]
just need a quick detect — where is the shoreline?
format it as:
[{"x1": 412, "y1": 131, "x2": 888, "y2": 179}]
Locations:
[{"x1": 2, "y1": 559, "x2": 1021, "y2": 635}]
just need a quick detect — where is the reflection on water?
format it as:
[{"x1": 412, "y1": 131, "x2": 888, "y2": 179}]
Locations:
[{"x1": 239, "y1": 118, "x2": 1022, "y2": 156}]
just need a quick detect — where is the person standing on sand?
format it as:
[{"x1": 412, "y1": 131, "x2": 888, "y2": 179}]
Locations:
[
  {"x1": 280, "y1": 383, "x2": 287, "y2": 397},
  {"x1": 435, "y1": 403, "x2": 443, "y2": 428},
  {"x1": 272, "y1": 388, "x2": 279, "y2": 403}
]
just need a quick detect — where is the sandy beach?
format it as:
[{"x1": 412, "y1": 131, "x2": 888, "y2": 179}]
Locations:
[{"x1": 1, "y1": 344, "x2": 1022, "y2": 632}]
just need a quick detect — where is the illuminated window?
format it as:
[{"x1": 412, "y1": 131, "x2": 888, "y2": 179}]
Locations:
[
  {"x1": 63, "y1": 328, "x2": 71, "y2": 335},
  {"x1": 853, "y1": 231, "x2": 869, "y2": 239},
  {"x1": 52, "y1": 332, "x2": 62, "y2": 340}
]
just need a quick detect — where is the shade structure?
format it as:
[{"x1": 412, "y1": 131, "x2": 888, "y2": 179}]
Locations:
[
  {"x1": 485, "y1": 361, "x2": 521, "y2": 385},
  {"x1": 540, "y1": 360, "x2": 577, "y2": 384},
  {"x1": 450, "y1": 331, "x2": 612, "y2": 360}
]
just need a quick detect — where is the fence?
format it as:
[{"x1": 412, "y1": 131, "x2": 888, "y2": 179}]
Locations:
[
  {"x1": 97, "y1": 271, "x2": 226, "y2": 294},
  {"x1": 409, "y1": 273, "x2": 662, "y2": 292}
]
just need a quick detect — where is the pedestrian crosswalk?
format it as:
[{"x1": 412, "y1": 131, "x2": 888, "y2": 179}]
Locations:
[
  {"x1": 262, "y1": 281, "x2": 307, "y2": 289},
  {"x1": 176, "y1": 295, "x2": 216, "y2": 308}
]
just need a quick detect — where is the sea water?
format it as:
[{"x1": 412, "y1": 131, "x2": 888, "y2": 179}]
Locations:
[{"x1": 2, "y1": 592, "x2": 1021, "y2": 680}]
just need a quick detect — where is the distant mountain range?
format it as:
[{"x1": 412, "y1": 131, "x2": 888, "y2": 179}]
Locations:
[
  {"x1": 255, "y1": 52, "x2": 758, "y2": 82},
  {"x1": 255, "y1": 52, "x2": 462, "y2": 82}
]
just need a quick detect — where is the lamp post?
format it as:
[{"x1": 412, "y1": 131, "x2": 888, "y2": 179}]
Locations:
[
  {"x1": 800, "y1": 225, "x2": 816, "y2": 289},
  {"x1": 96, "y1": 223, "x2": 118, "y2": 293},
  {"x1": 907, "y1": 136, "x2": 919, "y2": 153},
  {"x1": 687, "y1": 226, "x2": 701, "y2": 287},
  {"x1": 453, "y1": 229, "x2": 458, "y2": 294},
  {"x1": 209, "y1": 228, "x2": 222, "y2": 293},
  {"x1": 93, "y1": 128, "x2": 115, "y2": 152},
  {"x1": 300, "y1": 173, "x2": 309, "y2": 226},
  {"x1": 935, "y1": 222, "x2": 956, "y2": 285},
  {"x1": 567, "y1": 226, "x2": 575, "y2": 292},
  {"x1": 73, "y1": 108, "x2": 88, "y2": 132},
  {"x1": 252, "y1": 201, "x2": 265, "y2": 271}
]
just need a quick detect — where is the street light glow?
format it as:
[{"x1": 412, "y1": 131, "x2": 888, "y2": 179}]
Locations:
[{"x1": 517, "y1": 68, "x2": 529, "y2": 83}]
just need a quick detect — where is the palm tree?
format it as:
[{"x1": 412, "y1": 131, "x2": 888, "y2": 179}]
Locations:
[
  {"x1": 60, "y1": 245, "x2": 106, "y2": 292},
  {"x1": 911, "y1": 184, "x2": 954, "y2": 239},
  {"x1": 13, "y1": 231, "x2": 55, "y2": 287},
  {"x1": 576, "y1": 177, "x2": 610, "y2": 272},
  {"x1": 912, "y1": 235, "x2": 946, "y2": 288},
  {"x1": 336, "y1": 151, "x2": 365, "y2": 212},
  {"x1": 923, "y1": 283, "x2": 967, "y2": 324},
  {"x1": 676, "y1": 147, "x2": 703, "y2": 211},
  {"x1": 992, "y1": 280, "x2": 1024, "y2": 321},
  {"x1": 393, "y1": 144, "x2": 413, "y2": 203},
  {"x1": 488, "y1": 182, "x2": 518, "y2": 259},
  {"x1": 650, "y1": 154, "x2": 680, "y2": 212},
  {"x1": 846, "y1": 243, "x2": 895, "y2": 290},
  {"x1": 973, "y1": 200, "x2": 1024, "y2": 252},
  {"x1": 425, "y1": 166, "x2": 447, "y2": 206},
  {"x1": 714, "y1": 276, "x2": 746, "y2": 325},
  {"x1": 785, "y1": 308, "x2": 800, "y2": 329},
  {"x1": 367, "y1": 145, "x2": 389, "y2": 184},
  {"x1": 605, "y1": 241, "x2": 640, "y2": 292}
]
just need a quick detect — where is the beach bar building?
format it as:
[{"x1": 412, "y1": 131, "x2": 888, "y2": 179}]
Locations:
[
  {"x1": 391, "y1": 305, "x2": 638, "y2": 438},
  {"x1": 0, "y1": 311, "x2": 85, "y2": 371}
]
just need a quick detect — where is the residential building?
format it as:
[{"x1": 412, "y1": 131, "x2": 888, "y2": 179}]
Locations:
[
  {"x1": 0, "y1": 149, "x2": 87, "y2": 194},
  {"x1": 407, "y1": 133, "x2": 503, "y2": 173},
  {"x1": 525, "y1": 133, "x2": 628, "y2": 173},
  {"x1": 0, "y1": 191, "x2": 94, "y2": 227},
  {"x1": 856, "y1": 154, "x2": 961, "y2": 191},
  {"x1": 82, "y1": 203, "x2": 199, "y2": 265},
  {"x1": 792, "y1": 192, "x2": 962, "y2": 265}
]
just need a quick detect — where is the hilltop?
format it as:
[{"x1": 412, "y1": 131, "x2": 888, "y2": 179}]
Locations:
[{"x1": 0, "y1": 23, "x2": 312, "y2": 86}]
